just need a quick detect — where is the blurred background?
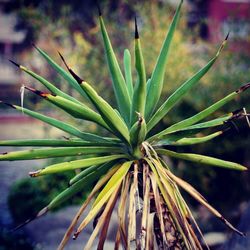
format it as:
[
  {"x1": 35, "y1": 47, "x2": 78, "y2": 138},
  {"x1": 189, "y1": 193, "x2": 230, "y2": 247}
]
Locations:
[{"x1": 0, "y1": 0, "x2": 249, "y2": 249}]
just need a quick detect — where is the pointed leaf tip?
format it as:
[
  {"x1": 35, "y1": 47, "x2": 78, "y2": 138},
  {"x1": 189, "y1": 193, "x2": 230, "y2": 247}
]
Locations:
[
  {"x1": 220, "y1": 216, "x2": 246, "y2": 236},
  {"x1": 12, "y1": 206, "x2": 48, "y2": 232},
  {"x1": 58, "y1": 51, "x2": 69, "y2": 70},
  {"x1": 135, "y1": 16, "x2": 139, "y2": 39},
  {"x1": 29, "y1": 169, "x2": 41, "y2": 177},
  {"x1": 9, "y1": 59, "x2": 20, "y2": 68},
  {"x1": 225, "y1": 31, "x2": 230, "y2": 40},
  {"x1": 0, "y1": 101, "x2": 16, "y2": 109},
  {"x1": 25, "y1": 86, "x2": 48, "y2": 97},
  {"x1": 58, "y1": 52, "x2": 83, "y2": 84},
  {"x1": 31, "y1": 43, "x2": 38, "y2": 49},
  {"x1": 96, "y1": 1, "x2": 102, "y2": 16},
  {"x1": 236, "y1": 82, "x2": 250, "y2": 93}
]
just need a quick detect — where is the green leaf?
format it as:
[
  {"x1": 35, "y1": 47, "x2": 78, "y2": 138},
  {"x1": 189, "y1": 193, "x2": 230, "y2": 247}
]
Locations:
[
  {"x1": 0, "y1": 147, "x2": 122, "y2": 161},
  {"x1": 2, "y1": 103, "x2": 110, "y2": 143},
  {"x1": 78, "y1": 81, "x2": 131, "y2": 143},
  {"x1": 26, "y1": 87, "x2": 110, "y2": 130},
  {"x1": 123, "y1": 49, "x2": 133, "y2": 98},
  {"x1": 150, "y1": 114, "x2": 232, "y2": 143},
  {"x1": 130, "y1": 18, "x2": 147, "y2": 125},
  {"x1": 129, "y1": 115, "x2": 147, "y2": 147},
  {"x1": 179, "y1": 114, "x2": 232, "y2": 131},
  {"x1": 0, "y1": 139, "x2": 120, "y2": 147},
  {"x1": 155, "y1": 131, "x2": 222, "y2": 146},
  {"x1": 149, "y1": 90, "x2": 239, "y2": 140},
  {"x1": 47, "y1": 163, "x2": 119, "y2": 211},
  {"x1": 146, "y1": 78, "x2": 151, "y2": 93},
  {"x1": 69, "y1": 165, "x2": 96, "y2": 186},
  {"x1": 57, "y1": 54, "x2": 131, "y2": 143},
  {"x1": 145, "y1": 0, "x2": 183, "y2": 120},
  {"x1": 152, "y1": 133, "x2": 189, "y2": 146},
  {"x1": 92, "y1": 161, "x2": 132, "y2": 207},
  {"x1": 156, "y1": 149, "x2": 247, "y2": 171},
  {"x1": 147, "y1": 34, "x2": 229, "y2": 132},
  {"x1": 33, "y1": 45, "x2": 88, "y2": 98},
  {"x1": 17, "y1": 64, "x2": 83, "y2": 105},
  {"x1": 153, "y1": 128, "x2": 217, "y2": 145},
  {"x1": 99, "y1": 15, "x2": 131, "y2": 125},
  {"x1": 30, "y1": 154, "x2": 127, "y2": 176},
  {"x1": 69, "y1": 161, "x2": 116, "y2": 186}
]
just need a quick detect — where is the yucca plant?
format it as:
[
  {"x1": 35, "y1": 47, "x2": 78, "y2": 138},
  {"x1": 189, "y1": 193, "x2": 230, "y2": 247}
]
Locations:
[{"x1": 1, "y1": 1, "x2": 249, "y2": 249}]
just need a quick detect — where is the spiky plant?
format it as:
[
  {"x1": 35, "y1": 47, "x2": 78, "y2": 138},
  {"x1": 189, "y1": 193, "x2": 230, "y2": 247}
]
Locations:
[{"x1": 1, "y1": 1, "x2": 249, "y2": 249}]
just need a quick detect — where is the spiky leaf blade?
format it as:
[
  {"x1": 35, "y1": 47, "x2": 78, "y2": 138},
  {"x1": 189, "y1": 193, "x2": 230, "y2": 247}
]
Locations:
[
  {"x1": 29, "y1": 154, "x2": 126, "y2": 176},
  {"x1": 0, "y1": 147, "x2": 122, "y2": 161},
  {"x1": 145, "y1": 0, "x2": 183, "y2": 120},
  {"x1": 69, "y1": 161, "x2": 115, "y2": 186},
  {"x1": 123, "y1": 49, "x2": 133, "y2": 97},
  {"x1": 78, "y1": 81, "x2": 131, "y2": 143},
  {"x1": 0, "y1": 139, "x2": 120, "y2": 147},
  {"x1": 157, "y1": 149, "x2": 247, "y2": 171},
  {"x1": 147, "y1": 34, "x2": 229, "y2": 131},
  {"x1": 25, "y1": 86, "x2": 110, "y2": 130},
  {"x1": 130, "y1": 17, "x2": 147, "y2": 125},
  {"x1": 99, "y1": 15, "x2": 131, "y2": 124},
  {"x1": 0, "y1": 103, "x2": 109, "y2": 143},
  {"x1": 150, "y1": 83, "x2": 250, "y2": 140},
  {"x1": 156, "y1": 131, "x2": 223, "y2": 146},
  {"x1": 9, "y1": 61, "x2": 82, "y2": 105},
  {"x1": 33, "y1": 45, "x2": 88, "y2": 98},
  {"x1": 58, "y1": 54, "x2": 131, "y2": 143}
]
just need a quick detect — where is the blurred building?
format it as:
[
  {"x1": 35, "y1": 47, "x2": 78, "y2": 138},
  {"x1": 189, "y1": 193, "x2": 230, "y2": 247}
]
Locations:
[
  {"x1": 0, "y1": 0, "x2": 26, "y2": 102},
  {"x1": 187, "y1": 0, "x2": 250, "y2": 52},
  {"x1": 208, "y1": 0, "x2": 250, "y2": 41}
]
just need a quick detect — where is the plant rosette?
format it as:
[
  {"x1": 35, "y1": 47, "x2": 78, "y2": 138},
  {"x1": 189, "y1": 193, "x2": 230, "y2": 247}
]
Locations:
[{"x1": 1, "y1": 1, "x2": 249, "y2": 249}]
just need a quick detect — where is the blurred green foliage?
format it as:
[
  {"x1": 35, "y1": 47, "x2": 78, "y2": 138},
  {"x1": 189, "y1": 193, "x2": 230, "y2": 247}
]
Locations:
[
  {"x1": 8, "y1": 175, "x2": 91, "y2": 225},
  {"x1": 0, "y1": 228, "x2": 34, "y2": 250},
  {"x1": 8, "y1": 158, "x2": 92, "y2": 224},
  {"x1": 8, "y1": 178, "x2": 48, "y2": 224}
]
